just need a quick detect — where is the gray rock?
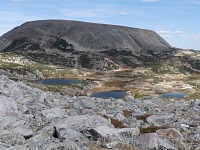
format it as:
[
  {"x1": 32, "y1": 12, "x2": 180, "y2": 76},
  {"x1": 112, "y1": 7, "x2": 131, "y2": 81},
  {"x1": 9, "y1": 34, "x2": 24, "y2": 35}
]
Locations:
[
  {"x1": 98, "y1": 109, "x2": 107, "y2": 116},
  {"x1": 0, "y1": 116, "x2": 21, "y2": 130},
  {"x1": 132, "y1": 109, "x2": 146, "y2": 117},
  {"x1": 156, "y1": 128, "x2": 187, "y2": 150},
  {"x1": 55, "y1": 115, "x2": 114, "y2": 132},
  {"x1": 193, "y1": 100, "x2": 200, "y2": 111},
  {"x1": 0, "y1": 146, "x2": 7, "y2": 150},
  {"x1": 67, "y1": 109, "x2": 79, "y2": 116},
  {"x1": 186, "y1": 131, "x2": 200, "y2": 142},
  {"x1": 0, "y1": 143, "x2": 9, "y2": 150},
  {"x1": 146, "y1": 114, "x2": 174, "y2": 123},
  {"x1": 45, "y1": 139, "x2": 81, "y2": 150},
  {"x1": 72, "y1": 101, "x2": 82, "y2": 110},
  {"x1": 41, "y1": 108, "x2": 65, "y2": 120},
  {"x1": 0, "y1": 95, "x2": 18, "y2": 114},
  {"x1": 158, "y1": 138, "x2": 178, "y2": 150},
  {"x1": 80, "y1": 99, "x2": 96, "y2": 110},
  {"x1": 124, "y1": 95, "x2": 134, "y2": 101},
  {"x1": 135, "y1": 133, "x2": 159, "y2": 149},
  {"x1": 0, "y1": 131, "x2": 25, "y2": 146},
  {"x1": 10, "y1": 125, "x2": 33, "y2": 139},
  {"x1": 156, "y1": 128, "x2": 184, "y2": 141},
  {"x1": 26, "y1": 133, "x2": 52, "y2": 150},
  {"x1": 105, "y1": 141, "x2": 118, "y2": 149},
  {"x1": 8, "y1": 145, "x2": 29, "y2": 150},
  {"x1": 94, "y1": 126, "x2": 140, "y2": 145},
  {"x1": 115, "y1": 113, "x2": 127, "y2": 122},
  {"x1": 55, "y1": 127, "x2": 88, "y2": 145}
]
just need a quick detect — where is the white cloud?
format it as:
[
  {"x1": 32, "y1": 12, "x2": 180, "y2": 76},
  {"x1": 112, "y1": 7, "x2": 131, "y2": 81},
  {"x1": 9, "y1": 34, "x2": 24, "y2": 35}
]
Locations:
[
  {"x1": 119, "y1": 11, "x2": 129, "y2": 15},
  {"x1": 61, "y1": 9, "x2": 105, "y2": 18},
  {"x1": 157, "y1": 29, "x2": 186, "y2": 38},
  {"x1": 61, "y1": 6, "x2": 132, "y2": 19},
  {"x1": 142, "y1": 0, "x2": 159, "y2": 2},
  {"x1": 0, "y1": 11, "x2": 42, "y2": 22},
  {"x1": 192, "y1": 35, "x2": 200, "y2": 40},
  {"x1": 12, "y1": 0, "x2": 27, "y2": 2},
  {"x1": 157, "y1": 29, "x2": 200, "y2": 41}
]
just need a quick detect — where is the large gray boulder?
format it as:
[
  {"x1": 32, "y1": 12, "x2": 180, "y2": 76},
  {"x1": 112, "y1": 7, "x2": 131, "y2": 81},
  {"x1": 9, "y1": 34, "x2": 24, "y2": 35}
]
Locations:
[
  {"x1": 55, "y1": 127, "x2": 89, "y2": 146},
  {"x1": 10, "y1": 125, "x2": 33, "y2": 139},
  {"x1": 0, "y1": 95, "x2": 18, "y2": 114},
  {"x1": 156, "y1": 128, "x2": 188, "y2": 149},
  {"x1": 8, "y1": 145, "x2": 29, "y2": 150},
  {"x1": 44, "y1": 139, "x2": 81, "y2": 150},
  {"x1": 146, "y1": 114, "x2": 174, "y2": 123},
  {"x1": 80, "y1": 99, "x2": 96, "y2": 110},
  {"x1": 135, "y1": 133, "x2": 179, "y2": 150},
  {"x1": 41, "y1": 108, "x2": 65, "y2": 120},
  {"x1": 25, "y1": 133, "x2": 53, "y2": 150},
  {"x1": 55, "y1": 115, "x2": 114, "y2": 132},
  {"x1": 135, "y1": 133, "x2": 160, "y2": 149},
  {"x1": 93, "y1": 126, "x2": 139, "y2": 145},
  {"x1": 0, "y1": 116, "x2": 21, "y2": 130},
  {"x1": 0, "y1": 131, "x2": 25, "y2": 146}
]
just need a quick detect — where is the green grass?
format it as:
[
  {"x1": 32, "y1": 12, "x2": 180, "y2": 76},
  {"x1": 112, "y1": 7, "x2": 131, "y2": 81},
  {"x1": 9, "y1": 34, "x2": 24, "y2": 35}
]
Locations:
[{"x1": 0, "y1": 60, "x2": 36, "y2": 76}]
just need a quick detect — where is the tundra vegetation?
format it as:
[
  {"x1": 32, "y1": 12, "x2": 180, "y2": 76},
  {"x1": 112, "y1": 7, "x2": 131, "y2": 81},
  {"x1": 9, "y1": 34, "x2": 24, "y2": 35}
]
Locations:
[{"x1": 1, "y1": 50, "x2": 200, "y2": 99}]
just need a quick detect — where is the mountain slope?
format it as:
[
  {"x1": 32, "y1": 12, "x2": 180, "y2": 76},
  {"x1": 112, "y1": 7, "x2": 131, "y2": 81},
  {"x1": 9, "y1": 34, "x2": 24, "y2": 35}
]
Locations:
[{"x1": 0, "y1": 20, "x2": 177, "y2": 71}]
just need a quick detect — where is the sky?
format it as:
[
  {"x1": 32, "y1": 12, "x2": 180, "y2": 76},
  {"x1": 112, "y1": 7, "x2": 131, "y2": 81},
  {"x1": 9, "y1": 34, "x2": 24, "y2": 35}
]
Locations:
[{"x1": 0, "y1": 0, "x2": 200, "y2": 50}]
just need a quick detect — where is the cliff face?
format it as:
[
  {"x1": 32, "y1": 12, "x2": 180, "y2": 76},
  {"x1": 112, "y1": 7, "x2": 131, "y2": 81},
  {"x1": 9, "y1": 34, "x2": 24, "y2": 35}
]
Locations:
[{"x1": 0, "y1": 20, "x2": 175, "y2": 71}]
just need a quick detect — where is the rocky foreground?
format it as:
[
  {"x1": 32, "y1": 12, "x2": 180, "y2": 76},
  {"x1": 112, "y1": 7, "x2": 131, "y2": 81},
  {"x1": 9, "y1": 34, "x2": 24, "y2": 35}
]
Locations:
[{"x1": 0, "y1": 75, "x2": 199, "y2": 150}]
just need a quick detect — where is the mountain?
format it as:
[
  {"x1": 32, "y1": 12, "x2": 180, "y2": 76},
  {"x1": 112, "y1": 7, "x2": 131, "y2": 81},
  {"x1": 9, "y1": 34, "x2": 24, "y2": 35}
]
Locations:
[{"x1": 0, "y1": 20, "x2": 199, "y2": 72}]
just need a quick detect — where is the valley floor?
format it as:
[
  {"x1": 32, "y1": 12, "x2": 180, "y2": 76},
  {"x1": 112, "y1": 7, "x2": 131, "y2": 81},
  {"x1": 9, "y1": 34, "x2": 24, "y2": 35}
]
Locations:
[{"x1": 1, "y1": 52, "x2": 200, "y2": 99}]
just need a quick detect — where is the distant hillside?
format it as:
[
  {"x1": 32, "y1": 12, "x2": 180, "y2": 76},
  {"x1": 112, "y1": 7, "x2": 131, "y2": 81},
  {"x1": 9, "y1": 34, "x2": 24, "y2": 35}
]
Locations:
[{"x1": 0, "y1": 20, "x2": 199, "y2": 72}]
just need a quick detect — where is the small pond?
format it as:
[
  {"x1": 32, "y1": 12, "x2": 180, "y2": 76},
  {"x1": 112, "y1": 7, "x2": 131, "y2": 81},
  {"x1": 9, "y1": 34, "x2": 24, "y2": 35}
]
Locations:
[
  {"x1": 37, "y1": 78, "x2": 80, "y2": 85},
  {"x1": 90, "y1": 90, "x2": 126, "y2": 99},
  {"x1": 161, "y1": 92, "x2": 187, "y2": 99}
]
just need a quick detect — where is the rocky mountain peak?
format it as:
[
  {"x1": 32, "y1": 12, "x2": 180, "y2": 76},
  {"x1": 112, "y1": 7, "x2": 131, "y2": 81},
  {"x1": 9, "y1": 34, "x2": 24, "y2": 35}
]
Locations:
[{"x1": 0, "y1": 20, "x2": 174, "y2": 71}]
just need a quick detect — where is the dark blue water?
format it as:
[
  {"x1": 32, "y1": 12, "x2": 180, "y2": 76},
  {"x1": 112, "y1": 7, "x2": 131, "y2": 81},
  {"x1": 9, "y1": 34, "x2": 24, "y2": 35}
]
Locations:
[
  {"x1": 37, "y1": 78, "x2": 80, "y2": 85},
  {"x1": 162, "y1": 92, "x2": 186, "y2": 99},
  {"x1": 90, "y1": 90, "x2": 126, "y2": 99}
]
